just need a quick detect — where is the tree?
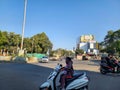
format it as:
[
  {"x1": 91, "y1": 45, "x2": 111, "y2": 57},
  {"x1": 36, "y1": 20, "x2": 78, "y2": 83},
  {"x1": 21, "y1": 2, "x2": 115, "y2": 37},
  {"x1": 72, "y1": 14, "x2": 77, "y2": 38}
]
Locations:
[
  {"x1": 49, "y1": 50, "x2": 55, "y2": 57},
  {"x1": 23, "y1": 38, "x2": 32, "y2": 53},
  {"x1": 51, "y1": 48, "x2": 74, "y2": 57},
  {"x1": 32, "y1": 32, "x2": 53, "y2": 53},
  {"x1": 101, "y1": 29, "x2": 120, "y2": 54},
  {"x1": 0, "y1": 30, "x2": 53, "y2": 54},
  {"x1": 7, "y1": 32, "x2": 21, "y2": 53},
  {"x1": 0, "y1": 31, "x2": 8, "y2": 48},
  {"x1": 104, "y1": 30, "x2": 114, "y2": 46},
  {"x1": 112, "y1": 40, "x2": 120, "y2": 54},
  {"x1": 75, "y1": 48, "x2": 84, "y2": 55}
]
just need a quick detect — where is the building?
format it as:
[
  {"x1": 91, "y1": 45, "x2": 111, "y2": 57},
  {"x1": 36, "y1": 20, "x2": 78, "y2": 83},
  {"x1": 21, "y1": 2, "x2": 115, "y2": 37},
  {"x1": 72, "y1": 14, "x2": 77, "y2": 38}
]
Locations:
[{"x1": 77, "y1": 35, "x2": 99, "y2": 55}]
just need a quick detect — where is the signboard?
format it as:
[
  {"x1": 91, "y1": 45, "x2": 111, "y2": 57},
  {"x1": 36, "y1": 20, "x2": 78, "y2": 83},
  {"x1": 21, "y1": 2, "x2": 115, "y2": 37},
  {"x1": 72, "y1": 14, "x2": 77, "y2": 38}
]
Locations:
[{"x1": 80, "y1": 35, "x2": 94, "y2": 42}]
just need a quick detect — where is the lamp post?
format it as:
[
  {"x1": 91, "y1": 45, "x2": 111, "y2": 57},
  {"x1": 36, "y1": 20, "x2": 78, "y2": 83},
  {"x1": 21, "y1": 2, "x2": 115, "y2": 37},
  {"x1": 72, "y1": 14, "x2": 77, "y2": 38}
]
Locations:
[
  {"x1": 21, "y1": 0, "x2": 27, "y2": 50},
  {"x1": 31, "y1": 38, "x2": 34, "y2": 54}
]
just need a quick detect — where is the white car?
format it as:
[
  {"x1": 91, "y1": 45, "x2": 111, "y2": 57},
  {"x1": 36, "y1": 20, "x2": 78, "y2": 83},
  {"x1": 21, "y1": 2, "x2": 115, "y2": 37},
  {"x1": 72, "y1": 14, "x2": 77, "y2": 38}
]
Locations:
[{"x1": 39, "y1": 56, "x2": 49, "y2": 63}]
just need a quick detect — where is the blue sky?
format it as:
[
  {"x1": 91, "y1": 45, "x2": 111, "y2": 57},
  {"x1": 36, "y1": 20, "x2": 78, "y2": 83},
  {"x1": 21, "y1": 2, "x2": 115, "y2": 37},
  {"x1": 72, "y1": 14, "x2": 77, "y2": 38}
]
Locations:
[{"x1": 0, "y1": 0, "x2": 120, "y2": 50}]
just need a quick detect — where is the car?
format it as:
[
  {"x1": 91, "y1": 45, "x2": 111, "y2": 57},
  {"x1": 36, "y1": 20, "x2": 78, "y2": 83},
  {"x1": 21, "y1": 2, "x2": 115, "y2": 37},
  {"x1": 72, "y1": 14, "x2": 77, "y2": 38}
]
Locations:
[{"x1": 39, "y1": 56, "x2": 49, "y2": 63}]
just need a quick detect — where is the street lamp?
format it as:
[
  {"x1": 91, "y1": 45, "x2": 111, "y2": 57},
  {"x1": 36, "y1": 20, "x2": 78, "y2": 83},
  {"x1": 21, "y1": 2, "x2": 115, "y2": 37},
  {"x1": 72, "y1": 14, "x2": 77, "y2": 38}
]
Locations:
[
  {"x1": 21, "y1": 0, "x2": 27, "y2": 50},
  {"x1": 31, "y1": 38, "x2": 34, "y2": 53}
]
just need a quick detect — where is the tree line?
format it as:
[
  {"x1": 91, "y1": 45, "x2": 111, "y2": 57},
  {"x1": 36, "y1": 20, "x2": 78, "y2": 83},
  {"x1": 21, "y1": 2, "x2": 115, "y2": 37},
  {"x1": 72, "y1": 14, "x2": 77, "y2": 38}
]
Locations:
[
  {"x1": 50, "y1": 48, "x2": 74, "y2": 57},
  {"x1": 0, "y1": 30, "x2": 53, "y2": 55},
  {"x1": 1, "y1": 29, "x2": 120, "y2": 56},
  {"x1": 100, "y1": 29, "x2": 120, "y2": 55}
]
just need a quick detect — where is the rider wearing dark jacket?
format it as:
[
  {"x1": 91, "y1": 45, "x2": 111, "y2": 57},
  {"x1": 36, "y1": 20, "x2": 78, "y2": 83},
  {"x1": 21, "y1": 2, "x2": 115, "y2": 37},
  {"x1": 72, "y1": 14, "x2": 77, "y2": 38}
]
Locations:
[{"x1": 102, "y1": 54, "x2": 118, "y2": 71}]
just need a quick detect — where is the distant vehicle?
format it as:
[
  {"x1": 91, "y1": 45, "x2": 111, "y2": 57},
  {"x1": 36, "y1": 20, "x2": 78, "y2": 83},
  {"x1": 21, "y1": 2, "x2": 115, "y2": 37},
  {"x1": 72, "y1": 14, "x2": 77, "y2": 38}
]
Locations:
[{"x1": 39, "y1": 56, "x2": 49, "y2": 63}]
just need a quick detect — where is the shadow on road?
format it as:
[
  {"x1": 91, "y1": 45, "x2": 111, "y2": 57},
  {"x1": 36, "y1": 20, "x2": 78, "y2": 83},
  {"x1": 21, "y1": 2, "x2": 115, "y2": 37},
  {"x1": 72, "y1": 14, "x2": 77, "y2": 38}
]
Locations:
[
  {"x1": 0, "y1": 62, "x2": 120, "y2": 90},
  {"x1": 0, "y1": 62, "x2": 53, "y2": 90},
  {"x1": 77, "y1": 69, "x2": 120, "y2": 90},
  {"x1": 87, "y1": 60, "x2": 101, "y2": 66}
]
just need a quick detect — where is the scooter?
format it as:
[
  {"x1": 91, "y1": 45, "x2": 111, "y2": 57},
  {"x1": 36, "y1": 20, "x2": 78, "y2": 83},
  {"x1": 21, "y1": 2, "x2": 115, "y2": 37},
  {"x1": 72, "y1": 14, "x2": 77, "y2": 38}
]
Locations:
[{"x1": 39, "y1": 63, "x2": 89, "y2": 90}]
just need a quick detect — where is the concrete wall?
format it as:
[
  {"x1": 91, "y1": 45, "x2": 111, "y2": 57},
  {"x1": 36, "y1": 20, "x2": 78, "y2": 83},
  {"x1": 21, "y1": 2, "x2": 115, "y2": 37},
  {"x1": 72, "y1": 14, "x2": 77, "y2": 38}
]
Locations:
[{"x1": 0, "y1": 56, "x2": 12, "y2": 61}]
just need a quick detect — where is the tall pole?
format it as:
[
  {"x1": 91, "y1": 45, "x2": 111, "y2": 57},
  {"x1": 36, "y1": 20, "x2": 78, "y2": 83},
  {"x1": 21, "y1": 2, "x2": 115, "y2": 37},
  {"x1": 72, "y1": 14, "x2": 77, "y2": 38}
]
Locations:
[
  {"x1": 21, "y1": 0, "x2": 27, "y2": 50},
  {"x1": 31, "y1": 38, "x2": 34, "y2": 53}
]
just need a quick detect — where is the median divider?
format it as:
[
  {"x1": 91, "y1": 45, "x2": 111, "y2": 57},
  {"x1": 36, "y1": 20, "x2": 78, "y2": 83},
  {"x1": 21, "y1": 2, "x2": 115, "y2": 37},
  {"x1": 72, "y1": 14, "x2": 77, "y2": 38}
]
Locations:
[
  {"x1": 0, "y1": 53, "x2": 46, "y2": 63},
  {"x1": 0, "y1": 56, "x2": 12, "y2": 62}
]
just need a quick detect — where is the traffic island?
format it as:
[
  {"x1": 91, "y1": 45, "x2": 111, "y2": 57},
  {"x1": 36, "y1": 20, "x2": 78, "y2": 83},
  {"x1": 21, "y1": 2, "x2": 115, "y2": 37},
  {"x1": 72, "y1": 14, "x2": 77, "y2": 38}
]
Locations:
[
  {"x1": 0, "y1": 56, "x2": 12, "y2": 62},
  {"x1": 13, "y1": 56, "x2": 27, "y2": 63},
  {"x1": 27, "y1": 57, "x2": 38, "y2": 63}
]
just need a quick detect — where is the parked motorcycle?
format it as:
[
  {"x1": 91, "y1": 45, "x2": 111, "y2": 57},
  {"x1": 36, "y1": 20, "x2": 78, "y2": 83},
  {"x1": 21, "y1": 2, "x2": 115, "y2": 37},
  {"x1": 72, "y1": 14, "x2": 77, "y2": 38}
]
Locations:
[{"x1": 39, "y1": 63, "x2": 89, "y2": 90}]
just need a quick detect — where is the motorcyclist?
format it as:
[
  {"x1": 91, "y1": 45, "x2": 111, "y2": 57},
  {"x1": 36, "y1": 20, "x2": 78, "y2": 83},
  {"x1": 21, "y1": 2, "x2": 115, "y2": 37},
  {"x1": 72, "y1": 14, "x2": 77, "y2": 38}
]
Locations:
[
  {"x1": 60, "y1": 57, "x2": 74, "y2": 90},
  {"x1": 104, "y1": 53, "x2": 118, "y2": 72}
]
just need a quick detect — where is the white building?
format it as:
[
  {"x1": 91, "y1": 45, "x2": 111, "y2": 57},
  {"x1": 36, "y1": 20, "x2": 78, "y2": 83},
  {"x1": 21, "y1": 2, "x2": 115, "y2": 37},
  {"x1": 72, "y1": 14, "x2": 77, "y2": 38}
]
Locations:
[
  {"x1": 79, "y1": 42, "x2": 88, "y2": 53},
  {"x1": 78, "y1": 35, "x2": 99, "y2": 55}
]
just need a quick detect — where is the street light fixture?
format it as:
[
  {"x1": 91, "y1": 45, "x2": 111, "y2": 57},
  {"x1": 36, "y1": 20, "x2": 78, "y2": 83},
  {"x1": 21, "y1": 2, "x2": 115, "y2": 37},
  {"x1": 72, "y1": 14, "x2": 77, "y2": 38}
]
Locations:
[{"x1": 21, "y1": 0, "x2": 27, "y2": 50}]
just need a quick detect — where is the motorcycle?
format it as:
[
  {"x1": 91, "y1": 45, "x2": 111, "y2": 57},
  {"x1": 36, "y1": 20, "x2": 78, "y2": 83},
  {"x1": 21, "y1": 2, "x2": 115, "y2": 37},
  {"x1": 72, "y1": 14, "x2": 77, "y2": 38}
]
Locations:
[
  {"x1": 100, "y1": 59, "x2": 120, "y2": 74},
  {"x1": 39, "y1": 63, "x2": 89, "y2": 90}
]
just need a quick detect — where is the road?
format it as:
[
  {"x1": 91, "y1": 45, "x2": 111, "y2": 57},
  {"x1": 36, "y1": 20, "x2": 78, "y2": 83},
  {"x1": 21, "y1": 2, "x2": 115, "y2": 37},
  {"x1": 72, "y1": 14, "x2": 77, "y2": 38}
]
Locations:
[{"x1": 0, "y1": 60, "x2": 120, "y2": 90}]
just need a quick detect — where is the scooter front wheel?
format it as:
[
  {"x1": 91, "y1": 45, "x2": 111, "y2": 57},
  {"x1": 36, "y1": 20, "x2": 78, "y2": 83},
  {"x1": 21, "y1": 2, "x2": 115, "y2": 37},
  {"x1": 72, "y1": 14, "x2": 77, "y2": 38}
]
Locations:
[{"x1": 79, "y1": 86, "x2": 88, "y2": 90}]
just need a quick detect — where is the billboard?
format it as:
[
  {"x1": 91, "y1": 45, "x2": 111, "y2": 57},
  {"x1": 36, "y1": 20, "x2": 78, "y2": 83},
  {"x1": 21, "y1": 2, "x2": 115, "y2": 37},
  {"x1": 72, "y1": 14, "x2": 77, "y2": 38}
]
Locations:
[{"x1": 80, "y1": 35, "x2": 94, "y2": 42}]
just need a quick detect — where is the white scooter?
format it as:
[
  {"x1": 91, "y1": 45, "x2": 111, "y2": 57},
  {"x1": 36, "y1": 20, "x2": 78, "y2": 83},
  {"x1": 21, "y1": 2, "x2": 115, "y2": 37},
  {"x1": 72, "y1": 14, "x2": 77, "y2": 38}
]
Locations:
[{"x1": 39, "y1": 63, "x2": 89, "y2": 90}]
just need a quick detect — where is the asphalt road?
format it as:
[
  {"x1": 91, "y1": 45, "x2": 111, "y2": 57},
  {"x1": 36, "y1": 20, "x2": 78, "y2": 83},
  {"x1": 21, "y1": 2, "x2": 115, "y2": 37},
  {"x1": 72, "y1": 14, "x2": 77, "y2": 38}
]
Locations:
[{"x1": 0, "y1": 61, "x2": 120, "y2": 90}]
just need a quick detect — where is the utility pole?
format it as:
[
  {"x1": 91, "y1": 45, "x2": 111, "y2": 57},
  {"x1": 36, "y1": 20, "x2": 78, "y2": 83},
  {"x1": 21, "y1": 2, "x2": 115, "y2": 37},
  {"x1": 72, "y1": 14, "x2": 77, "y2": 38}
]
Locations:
[
  {"x1": 31, "y1": 38, "x2": 34, "y2": 54},
  {"x1": 21, "y1": 0, "x2": 27, "y2": 50}
]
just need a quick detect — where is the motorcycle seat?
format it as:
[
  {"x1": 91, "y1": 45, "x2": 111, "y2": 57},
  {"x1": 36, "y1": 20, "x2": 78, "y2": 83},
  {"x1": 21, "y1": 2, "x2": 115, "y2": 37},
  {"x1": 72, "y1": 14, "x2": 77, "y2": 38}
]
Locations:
[
  {"x1": 66, "y1": 73, "x2": 84, "y2": 82},
  {"x1": 65, "y1": 73, "x2": 84, "y2": 87}
]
